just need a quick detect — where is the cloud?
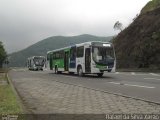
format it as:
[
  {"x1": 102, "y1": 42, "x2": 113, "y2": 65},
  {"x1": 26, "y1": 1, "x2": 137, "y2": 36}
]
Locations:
[{"x1": 0, "y1": 0, "x2": 150, "y2": 53}]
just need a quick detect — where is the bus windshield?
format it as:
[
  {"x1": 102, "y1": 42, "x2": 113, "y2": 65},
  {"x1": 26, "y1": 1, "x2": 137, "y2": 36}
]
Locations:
[
  {"x1": 34, "y1": 57, "x2": 45, "y2": 66},
  {"x1": 92, "y1": 46, "x2": 114, "y2": 64}
]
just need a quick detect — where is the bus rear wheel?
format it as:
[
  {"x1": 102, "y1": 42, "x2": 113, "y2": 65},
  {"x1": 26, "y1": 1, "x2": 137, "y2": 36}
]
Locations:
[
  {"x1": 77, "y1": 66, "x2": 83, "y2": 77},
  {"x1": 97, "y1": 73, "x2": 104, "y2": 77}
]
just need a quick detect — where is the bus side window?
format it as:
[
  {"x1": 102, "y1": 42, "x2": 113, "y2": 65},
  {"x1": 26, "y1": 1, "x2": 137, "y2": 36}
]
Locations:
[
  {"x1": 70, "y1": 47, "x2": 76, "y2": 59},
  {"x1": 55, "y1": 52, "x2": 60, "y2": 59},
  {"x1": 47, "y1": 54, "x2": 50, "y2": 60},
  {"x1": 76, "y1": 46, "x2": 84, "y2": 58},
  {"x1": 53, "y1": 53, "x2": 56, "y2": 59},
  {"x1": 60, "y1": 50, "x2": 64, "y2": 59}
]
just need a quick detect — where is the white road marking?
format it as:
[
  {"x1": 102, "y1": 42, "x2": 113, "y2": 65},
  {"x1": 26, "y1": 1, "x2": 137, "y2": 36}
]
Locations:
[
  {"x1": 12, "y1": 69, "x2": 27, "y2": 72},
  {"x1": 108, "y1": 82, "x2": 155, "y2": 89},
  {"x1": 150, "y1": 73, "x2": 160, "y2": 76},
  {"x1": 108, "y1": 82, "x2": 120, "y2": 85},
  {"x1": 112, "y1": 72, "x2": 147, "y2": 76},
  {"x1": 124, "y1": 83, "x2": 155, "y2": 89},
  {"x1": 112, "y1": 72, "x2": 160, "y2": 76},
  {"x1": 144, "y1": 78, "x2": 160, "y2": 81},
  {"x1": 131, "y1": 72, "x2": 136, "y2": 75},
  {"x1": 62, "y1": 75, "x2": 78, "y2": 79}
]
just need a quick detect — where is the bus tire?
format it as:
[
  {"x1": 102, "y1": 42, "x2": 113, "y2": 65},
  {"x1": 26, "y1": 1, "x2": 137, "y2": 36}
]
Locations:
[
  {"x1": 69, "y1": 72, "x2": 74, "y2": 75},
  {"x1": 77, "y1": 66, "x2": 83, "y2": 77},
  {"x1": 97, "y1": 73, "x2": 103, "y2": 77},
  {"x1": 58, "y1": 71, "x2": 62, "y2": 74}
]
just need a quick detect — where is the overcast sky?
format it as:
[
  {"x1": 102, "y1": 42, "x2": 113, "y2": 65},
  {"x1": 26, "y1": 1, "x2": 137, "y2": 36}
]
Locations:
[{"x1": 0, "y1": 0, "x2": 150, "y2": 53}]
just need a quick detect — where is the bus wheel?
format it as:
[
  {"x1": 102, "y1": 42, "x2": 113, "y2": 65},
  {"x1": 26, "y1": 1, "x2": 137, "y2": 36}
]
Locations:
[
  {"x1": 58, "y1": 71, "x2": 62, "y2": 74},
  {"x1": 69, "y1": 72, "x2": 74, "y2": 75},
  {"x1": 77, "y1": 66, "x2": 83, "y2": 77},
  {"x1": 97, "y1": 73, "x2": 103, "y2": 77}
]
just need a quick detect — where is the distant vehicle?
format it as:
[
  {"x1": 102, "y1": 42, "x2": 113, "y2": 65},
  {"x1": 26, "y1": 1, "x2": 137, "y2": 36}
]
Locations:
[
  {"x1": 47, "y1": 41, "x2": 116, "y2": 77},
  {"x1": 27, "y1": 56, "x2": 46, "y2": 71}
]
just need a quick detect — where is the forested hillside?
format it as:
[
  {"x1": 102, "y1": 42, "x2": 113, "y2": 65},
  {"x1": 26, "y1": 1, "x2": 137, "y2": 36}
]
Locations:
[
  {"x1": 141, "y1": 0, "x2": 160, "y2": 14},
  {"x1": 113, "y1": 1, "x2": 160, "y2": 70},
  {"x1": 9, "y1": 34, "x2": 112, "y2": 67}
]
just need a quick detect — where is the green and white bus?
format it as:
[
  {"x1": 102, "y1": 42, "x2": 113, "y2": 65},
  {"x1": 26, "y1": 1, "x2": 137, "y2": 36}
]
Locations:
[{"x1": 47, "y1": 41, "x2": 116, "y2": 77}]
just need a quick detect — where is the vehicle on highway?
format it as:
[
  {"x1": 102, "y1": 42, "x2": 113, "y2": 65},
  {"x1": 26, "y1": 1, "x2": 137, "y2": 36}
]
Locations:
[
  {"x1": 27, "y1": 56, "x2": 46, "y2": 71},
  {"x1": 47, "y1": 41, "x2": 116, "y2": 77}
]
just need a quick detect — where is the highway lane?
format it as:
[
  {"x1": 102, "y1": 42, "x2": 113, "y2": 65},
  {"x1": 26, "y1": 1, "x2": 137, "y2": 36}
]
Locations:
[
  {"x1": 9, "y1": 68, "x2": 160, "y2": 114},
  {"x1": 47, "y1": 71, "x2": 160, "y2": 103},
  {"x1": 11, "y1": 68, "x2": 160, "y2": 103}
]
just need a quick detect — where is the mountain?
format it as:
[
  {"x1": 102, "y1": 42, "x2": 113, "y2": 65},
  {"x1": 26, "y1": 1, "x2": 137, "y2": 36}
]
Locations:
[
  {"x1": 113, "y1": 2, "x2": 160, "y2": 70},
  {"x1": 9, "y1": 34, "x2": 113, "y2": 67},
  {"x1": 141, "y1": 0, "x2": 160, "y2": 14}
]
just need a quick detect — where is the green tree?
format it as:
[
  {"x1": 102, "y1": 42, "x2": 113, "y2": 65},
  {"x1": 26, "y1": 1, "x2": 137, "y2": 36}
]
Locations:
[
  {"x1": 0, "y1": 41, "x2": 7, "y2": 68},
  {"x1": 113, "y1": 21, "x2": 123, "y2": 31}
]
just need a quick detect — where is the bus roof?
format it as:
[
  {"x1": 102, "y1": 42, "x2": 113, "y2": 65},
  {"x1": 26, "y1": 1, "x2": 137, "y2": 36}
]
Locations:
[
  {"x1": 28, "y1": 56, "x2": 45, "y2": 59},
  {"x1": 47, "y1": 41, "x2": 112, "y2": 54}
]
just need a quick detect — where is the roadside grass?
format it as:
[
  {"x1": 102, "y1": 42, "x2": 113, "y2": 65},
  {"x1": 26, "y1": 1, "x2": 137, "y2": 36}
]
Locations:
[
  {"x1": 0, "y1": 71, "x2": 22, "y2": 114},
  {"x1": 0, "y1": 74, "x2": 5, "y2": 81}
]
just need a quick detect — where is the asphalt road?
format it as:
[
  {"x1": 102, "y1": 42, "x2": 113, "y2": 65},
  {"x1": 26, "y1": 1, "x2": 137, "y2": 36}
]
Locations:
[{"x1": 11, "y1": 68, "x2": 160, "y2": 103}]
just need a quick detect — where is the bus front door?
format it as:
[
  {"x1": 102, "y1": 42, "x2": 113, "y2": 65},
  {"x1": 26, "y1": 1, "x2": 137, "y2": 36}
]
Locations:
[
  {"x1": 85, "y1": 48, "x2": 91, "y2": 73},
  {"x1": 64, "y1": 51, "x2": 69, "y2": 71}
]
